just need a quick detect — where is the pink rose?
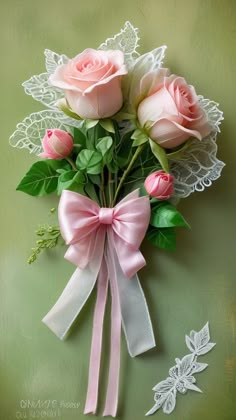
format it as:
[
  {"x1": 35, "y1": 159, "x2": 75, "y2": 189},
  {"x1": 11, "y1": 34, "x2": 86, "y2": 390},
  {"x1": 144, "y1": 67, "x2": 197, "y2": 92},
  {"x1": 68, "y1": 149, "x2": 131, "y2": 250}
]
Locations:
[
  {"x1": 144, "y1": 170, "x2": 174, "y2": 199},
  {"x1": 49, "y1": 49, "x2": 127, "y2": 119},
  {"x1": 138, "y1": 72, "x2": 211, "y2": 149},
  {"x1": 40, "y1": 129, "x2": 74, "y2": 159}
]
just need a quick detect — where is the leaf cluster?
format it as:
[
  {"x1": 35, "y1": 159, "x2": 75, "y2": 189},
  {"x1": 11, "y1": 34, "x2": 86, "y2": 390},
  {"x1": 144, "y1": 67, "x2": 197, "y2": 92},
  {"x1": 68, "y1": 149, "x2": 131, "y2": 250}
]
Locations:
[
  {"x1": 16, "y1": 122, "x2": 118, "y2": 202},
  {"x1": 146, "y1": 201, "x2": 190, "y2": 251}
]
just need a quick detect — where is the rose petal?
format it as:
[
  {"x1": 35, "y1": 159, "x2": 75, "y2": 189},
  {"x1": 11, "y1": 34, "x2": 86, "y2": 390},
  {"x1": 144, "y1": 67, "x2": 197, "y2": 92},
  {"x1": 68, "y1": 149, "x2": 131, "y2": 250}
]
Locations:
[
  {"x1": 138, "y1": 87, "x2": 179, "y2": 128},
  {"x1": 66, "y1": 77, "x2": 123, "y2": 119},
  {"x1": 150, "y1": 118, "x2": 203, "y2": 148}
]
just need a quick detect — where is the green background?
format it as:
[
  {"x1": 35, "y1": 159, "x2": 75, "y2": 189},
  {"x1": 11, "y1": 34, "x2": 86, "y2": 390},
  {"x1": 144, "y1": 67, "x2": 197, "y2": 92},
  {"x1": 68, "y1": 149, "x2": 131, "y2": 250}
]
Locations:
[{"x1": 1, "y1": 1, "x2": 236, "y2": 419}]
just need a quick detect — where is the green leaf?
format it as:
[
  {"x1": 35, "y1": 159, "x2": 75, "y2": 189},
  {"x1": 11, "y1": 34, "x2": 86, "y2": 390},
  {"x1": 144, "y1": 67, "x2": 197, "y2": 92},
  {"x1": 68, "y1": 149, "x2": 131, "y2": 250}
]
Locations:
[
  {"x1": 106, "y1": 159, "x2": 119, "y2": 173},
  {"x1": 57, "y1": 170, "x2": 85, "y2": 195},
  {"x1": 113, "y1": 111, "x2": 135, "y2": 121},
  {"x1": 147, "y1": 227, "x2": 176, "y2": 251},
  {"x1": 73, "y1": 127, "x2": 86, "y2": 148},
  {"x1": 57, "y1": 170, "x2": 76, "y2": 193},
  {"x1": 85, "y1": 119, "x2": 99, "y2": 130},
  {"x1": 84, "y1": 182, "x2": 99, "y2": 203},
  {"x1": 131, "y1": 129, "x2": 143, "y2": 140},
  {"x1": 57, "y1": 99, "x2": 81, "y2": 120},
  {"x1": 149, "y1": 138, "x2": 169, "y2": 173},
  {"x1": 131, "y1": 129, "x2": 149, "y2": 147},
  {"x1": 76, "y1": 149, "x2": 103, "y2": 174},
  {"x1": 55, "y1": 160, "x2": 71, "y2": 174},
  {"x1": 150, "y1": 202, "x2": 190, "y2": 228},
  {"x1": 88, "y1": 174, "x2": 101, "y2": 187},
  {"x1": 16, "y1": 160, "x2": 63, "y2": 196},
  {"x1": 96, "y1": 136, "x2": 113, "y2": 157},
  {"x1": 85, "y1": 123, "x2": 106, "y2": 150},
  {"x1": 99, "y1": 119, "x2": 115, "y2": 133},
  {"x1": 116, "y1": 131, "x2": 133, "y2": 168},
  {"x1": 132, "y1": 136, "x2": 149, "y2": 147}
]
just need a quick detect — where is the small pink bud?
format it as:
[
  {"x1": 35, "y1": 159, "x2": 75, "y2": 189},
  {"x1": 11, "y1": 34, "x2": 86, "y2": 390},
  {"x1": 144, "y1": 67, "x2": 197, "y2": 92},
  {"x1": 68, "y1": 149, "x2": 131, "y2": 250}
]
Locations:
[
  {"x1": 144, "y1": 170, "x2": 174, "y2": 200},
  {"x1": 40, "y1": 129, "x2": 74, "y2": 159}
]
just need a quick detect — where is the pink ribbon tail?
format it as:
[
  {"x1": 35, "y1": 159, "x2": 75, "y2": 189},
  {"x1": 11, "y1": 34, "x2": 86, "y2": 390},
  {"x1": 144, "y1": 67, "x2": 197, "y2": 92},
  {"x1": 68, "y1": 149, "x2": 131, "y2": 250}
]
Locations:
[
  {"x1": 84, "y1": 231, "x2": 122, "y2": 417},
  {"x1": 84, "y1": 257, "x2": 108, "y2": 415},
  {"x1": 43, "y1": 190, "x2": 155, "y2": 417},
  {"x1": 103, "y1": 231, "x2": 122, "y2": 417}
]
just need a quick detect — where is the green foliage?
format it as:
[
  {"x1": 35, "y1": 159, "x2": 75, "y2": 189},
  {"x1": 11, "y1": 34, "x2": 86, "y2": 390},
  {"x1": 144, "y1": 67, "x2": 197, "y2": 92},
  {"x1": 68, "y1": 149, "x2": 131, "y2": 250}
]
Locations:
[
  {"x1": 99, "y1": 119, "x2": 115, "y2": 133},
  {"x1": 57, "y1": 170, "x2": 85, "y2": 195},
  {"x1": 116, "y1": 131, "x2": 133, "y2": 168},
  {"x1": 85, "y1": 119, "x2": 99, "y2": 129},
  {"x1": 150, "y1": 202, "x2": 190, "y2": 228},
  {"x1": 147, "y1": 227, "x2": 176, "y2": 251},
  {"x1": 76, "y1": 149, "x2": 103, "y2": 174},
  {"x1": 16, "y1": 160, "x2": 69, "y2": 196},
  {"x1": 16, "y1": 116, "x2": 184, "y2": 212},
  {"x1": 28, "y1": 224, "x2": 62, "y2": 264},
  {"x1": 123, "y1": 144, "x2": 162, "y2": 195},
  {"x1": 149, "y1": 138, "x2": 169, "y2": 173},
  {"x1": 131, "y1": 129, "x2": 149, "y2": 147},
  {"x1": 84, "y1": 182, "x2": 99, "y2": 203},
  {"x1": 146, "y1": 201, "x2": 190, "y2": 251},
  {"x1": 96, "y1": 136, "x2": 113, "y2": 162},
  {"x1": 85, "y1": 122, "x2": 107, "y2": 150},
  {"x1": 57, "y1": 99, "x2": 82, "y2": 120},
  {"x1": 73, "y1": 127, "x2": 86, "y2": 148}
]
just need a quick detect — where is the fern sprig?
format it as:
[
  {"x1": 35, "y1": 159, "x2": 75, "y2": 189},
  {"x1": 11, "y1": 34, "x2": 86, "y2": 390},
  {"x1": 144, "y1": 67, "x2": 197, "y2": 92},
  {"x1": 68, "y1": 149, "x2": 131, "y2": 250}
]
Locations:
[{"x1": 28, "y1": 224, "x2": 61, "y2": 264}]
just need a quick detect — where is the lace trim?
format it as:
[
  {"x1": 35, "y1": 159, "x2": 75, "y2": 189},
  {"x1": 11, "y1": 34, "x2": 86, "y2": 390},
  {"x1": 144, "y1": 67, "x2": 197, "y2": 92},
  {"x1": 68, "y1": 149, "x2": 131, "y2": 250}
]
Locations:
[
  {"x1": 22, "y1": 50, "x2": 69, "y2": 110},
  {"x1": 170, "y1": 133, "x2": 225, "y2": 198},
  {"x1": 98, "y1": 21, "x2": 140, "y2": 67},
  {"x1": 198, "y1": 95, "x2": 224, "y2": 133},
  {"x1": 22, "y1": 73, "x2": 63, "y2": 110},
  {"x1": 9, "y1": 110, "x2": 81, "y2": 155},
  {"x1": 146, "y1": 322, "x2": 216, "y2": 416},
  {"x1": 122, "y1": 46, "x2": 167, "y2": 115}
]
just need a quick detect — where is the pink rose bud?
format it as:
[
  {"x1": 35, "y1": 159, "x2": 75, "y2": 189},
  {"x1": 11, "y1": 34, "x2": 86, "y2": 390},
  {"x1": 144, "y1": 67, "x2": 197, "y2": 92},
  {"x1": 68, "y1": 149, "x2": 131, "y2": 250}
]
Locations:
[
  {"x1": 144, "y1": 170, "x2": 174, "y2": 200},
  {"x1": 40, "y1": 129, "x2": 74, "y2": 159}
]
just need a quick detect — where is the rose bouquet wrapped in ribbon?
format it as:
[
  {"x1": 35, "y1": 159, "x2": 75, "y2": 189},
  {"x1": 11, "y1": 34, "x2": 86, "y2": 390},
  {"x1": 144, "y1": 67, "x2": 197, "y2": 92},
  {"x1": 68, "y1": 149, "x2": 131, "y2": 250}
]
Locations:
[{"x1": 10, "y1": 22, "x2": 224, "y2": 417}]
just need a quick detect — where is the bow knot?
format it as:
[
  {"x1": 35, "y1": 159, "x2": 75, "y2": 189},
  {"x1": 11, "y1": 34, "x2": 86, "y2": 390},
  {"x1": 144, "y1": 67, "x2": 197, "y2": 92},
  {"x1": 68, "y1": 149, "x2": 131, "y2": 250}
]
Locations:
[{"x1": 99, "y1": 207, "x2": 114, "y2": 225}]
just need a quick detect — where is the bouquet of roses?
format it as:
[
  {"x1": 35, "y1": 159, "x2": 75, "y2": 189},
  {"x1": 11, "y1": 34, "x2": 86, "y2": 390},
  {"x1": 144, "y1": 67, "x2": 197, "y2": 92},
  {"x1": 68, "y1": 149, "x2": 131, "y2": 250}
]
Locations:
[{"x1": 10, "y1": 22, "x2": 224, "y2": 417}]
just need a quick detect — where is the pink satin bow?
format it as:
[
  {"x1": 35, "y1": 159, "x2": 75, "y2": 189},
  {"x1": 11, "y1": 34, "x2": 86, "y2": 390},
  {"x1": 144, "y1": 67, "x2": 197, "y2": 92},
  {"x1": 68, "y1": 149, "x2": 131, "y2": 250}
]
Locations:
[
  {"x1": 59, "y1": 189, "x2": 150, "y2": 278},
  {"x1": 58, "y1": 189, "x2": 150, "y2": 417}
]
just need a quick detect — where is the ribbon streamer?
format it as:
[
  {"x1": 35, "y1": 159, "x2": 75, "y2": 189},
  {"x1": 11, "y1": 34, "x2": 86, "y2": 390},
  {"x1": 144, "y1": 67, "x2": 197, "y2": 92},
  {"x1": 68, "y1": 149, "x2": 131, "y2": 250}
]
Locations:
[{"x1": 43, "y1": 189, "x2": 156, "y2": 416}]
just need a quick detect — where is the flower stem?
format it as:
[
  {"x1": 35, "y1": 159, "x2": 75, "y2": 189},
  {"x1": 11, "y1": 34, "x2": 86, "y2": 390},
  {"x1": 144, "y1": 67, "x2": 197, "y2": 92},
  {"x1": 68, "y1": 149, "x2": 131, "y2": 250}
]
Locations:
[
  {"x1": 112, "y1": 144, "x2": 145, "y2": 206},
  {"x1": 108, "y1": 171, "x2": 113, "y2": 207},
  {"x1": 65, "y1": 157, "x2": 77, "y2": 171},
  {"x1": 100, "y1": 170, "x2": 107, "y2": 207}
]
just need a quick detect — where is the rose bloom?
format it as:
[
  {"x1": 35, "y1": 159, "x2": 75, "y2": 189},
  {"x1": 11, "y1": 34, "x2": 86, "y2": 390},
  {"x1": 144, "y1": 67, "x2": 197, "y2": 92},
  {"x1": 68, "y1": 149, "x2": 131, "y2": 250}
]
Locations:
[
  {"x1": 138, "y1": 70, "x2": 211, "y2": 149},
  {"x1": 40, "y1": 129, "x2": 74, "y2": 159},
  {"x1": 144, "y1": 170, "x2": 174, "y2": 199},
  {"x1": 49, "y1": 49, "x2": 127, "y2": 119}
]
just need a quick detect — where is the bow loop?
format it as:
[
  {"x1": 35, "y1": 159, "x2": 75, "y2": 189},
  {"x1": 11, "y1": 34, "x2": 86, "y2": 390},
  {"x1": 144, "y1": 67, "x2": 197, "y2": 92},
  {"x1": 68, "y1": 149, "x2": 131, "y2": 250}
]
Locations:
[
  {"x1": 112, "y1": 195, "x2": 150, "y2": 249},
  {"x1": 59, "y1": 190, "x2": 100, "y2": 245}
]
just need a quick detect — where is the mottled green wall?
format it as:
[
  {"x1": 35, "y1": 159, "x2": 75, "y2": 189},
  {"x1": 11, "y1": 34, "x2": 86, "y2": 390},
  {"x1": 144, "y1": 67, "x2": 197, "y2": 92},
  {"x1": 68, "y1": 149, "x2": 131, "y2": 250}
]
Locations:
[{"x1": 1, "y1": 1, "x2": 235, "y2": 419}]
